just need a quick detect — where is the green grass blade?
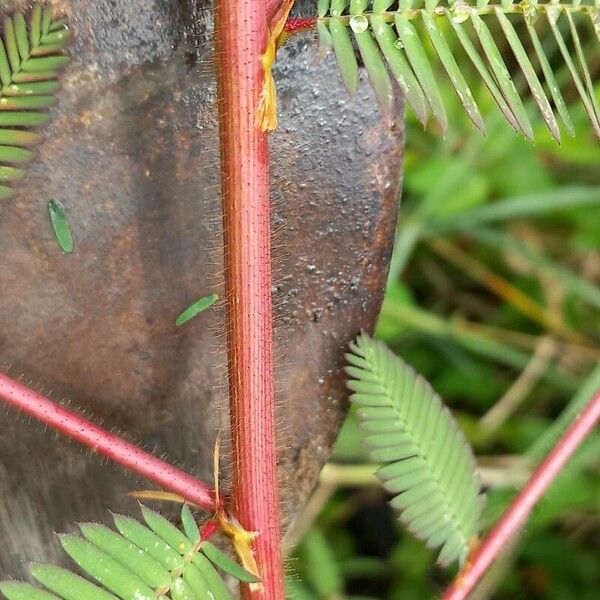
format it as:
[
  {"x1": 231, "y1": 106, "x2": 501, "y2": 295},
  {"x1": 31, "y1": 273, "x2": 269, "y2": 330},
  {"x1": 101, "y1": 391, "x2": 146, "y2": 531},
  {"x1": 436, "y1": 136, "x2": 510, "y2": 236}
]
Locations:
[
  {"x1": 470, "y1": 13, "x2": 533, "y2": 141},
  {"x1": 421, "y1": 11, "x2": 484, "y2": 133},
  {"x1": 371, "y1": 15, "x2": 429, "y2": 126},
  {"x1": 30, "y1": 564, "x2": 118, "y2": 600},
  {"x1": 395, "y1": 13, "x2": 447, "y2": 133},
  {"x1": 467, "y1": 226, "x2": 600, "y2": 310},
  {"x1": 428, "y1": 187, "x2": 600, "y2": 232},
  {"x1": 48, "y1": 199, "x2": 74, "y2": 253},
  {"x1": 528, "y1": 365, "x2": 600, "y2": 462},
  {"x1": 495, "y1": 9, "x2": 560, "y2": 142}
]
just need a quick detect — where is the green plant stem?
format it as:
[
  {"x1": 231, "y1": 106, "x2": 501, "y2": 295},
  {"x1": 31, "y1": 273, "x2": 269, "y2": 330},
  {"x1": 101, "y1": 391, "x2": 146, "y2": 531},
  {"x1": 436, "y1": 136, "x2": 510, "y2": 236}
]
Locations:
[
  {"x1": 214, "y1": 0, "x2": 285, "y2": 597},
  {"x1": 441, "y1": 388, "x2": 600, "y2": 600}
]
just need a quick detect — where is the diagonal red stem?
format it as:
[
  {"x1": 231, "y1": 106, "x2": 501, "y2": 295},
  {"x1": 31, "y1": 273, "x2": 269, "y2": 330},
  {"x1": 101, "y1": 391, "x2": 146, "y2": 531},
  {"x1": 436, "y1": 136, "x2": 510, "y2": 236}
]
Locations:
[
  {"x1": 214, "y1": 0, "x2": 284, "y2": 598},
  {"x1": 441, "y1": 388, "x2": 600, "y2": 600},
  {"x1": 0, "y1": 371, "x2": 218, "y2": 512}
]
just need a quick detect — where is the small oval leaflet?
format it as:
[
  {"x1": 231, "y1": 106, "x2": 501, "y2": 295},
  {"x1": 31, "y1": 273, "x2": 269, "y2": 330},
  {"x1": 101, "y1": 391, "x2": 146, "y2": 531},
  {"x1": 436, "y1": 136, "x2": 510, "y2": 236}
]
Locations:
[
  {"x1": 175, "y1": 292, "x2": 219, "y2": 326},
  {"x1": 48, "y1": 199, "x2": 74, "y2": 253}
]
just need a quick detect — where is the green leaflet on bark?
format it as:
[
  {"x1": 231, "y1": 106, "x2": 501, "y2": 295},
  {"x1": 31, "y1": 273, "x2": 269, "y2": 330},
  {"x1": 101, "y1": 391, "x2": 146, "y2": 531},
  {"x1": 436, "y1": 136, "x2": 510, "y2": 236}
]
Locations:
[{"x1": 0, "y1": 4, "x2": 70, "y2": 199}]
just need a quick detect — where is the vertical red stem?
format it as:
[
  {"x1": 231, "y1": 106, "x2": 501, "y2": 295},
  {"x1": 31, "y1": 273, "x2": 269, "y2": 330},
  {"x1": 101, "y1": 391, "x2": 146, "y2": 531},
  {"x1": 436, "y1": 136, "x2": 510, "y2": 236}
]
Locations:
[
  {"x1": 214, "y1": 1, "x2": 284, "y2": 598},
  {"x1": 442, "y1": 389, "x2": 600, "y2": 600}
]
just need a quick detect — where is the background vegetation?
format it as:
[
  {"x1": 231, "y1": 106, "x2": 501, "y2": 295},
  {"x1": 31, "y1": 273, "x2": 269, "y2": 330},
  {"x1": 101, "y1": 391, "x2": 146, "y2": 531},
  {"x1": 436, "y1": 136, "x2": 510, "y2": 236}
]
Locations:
[{"x1": 288, "y1": 38, "x2": 600, "y2": 599}]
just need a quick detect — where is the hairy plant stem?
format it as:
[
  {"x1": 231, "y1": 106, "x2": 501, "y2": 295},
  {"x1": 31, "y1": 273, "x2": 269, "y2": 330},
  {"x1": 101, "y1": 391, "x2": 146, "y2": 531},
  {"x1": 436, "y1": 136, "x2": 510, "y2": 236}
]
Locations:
[
  {"x1": 214, "y1": 0, "x2": 284, "y2": 598},
  {"x1": 0, "y1": 371, "x2": 217, "y2": 511},
  {"x1": 442, "y1": 388, "x2": 600, "y2": 600}
]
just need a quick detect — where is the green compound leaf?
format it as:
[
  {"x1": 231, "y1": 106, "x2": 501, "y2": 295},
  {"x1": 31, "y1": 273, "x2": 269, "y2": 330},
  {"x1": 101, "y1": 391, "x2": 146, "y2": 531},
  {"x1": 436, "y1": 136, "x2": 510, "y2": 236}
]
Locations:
[
  {"x1": 48, "y1": 199, "x2": 73, "y2": 253},
  {"x1": 345, "y1": 333, "x2": 484, "y2": 566},
  {"x1": 317, "y1": 1, "x2": 600, "y2": 141},
  {"x1": 0, "y1": 5, "x2": 71, "y2": 199},
  {"x1": 0, "y1": 506, "x2": 243, "y2": 600},
  {"x1": 175, "y1": 292, "x2": 218, "y2": 326}
]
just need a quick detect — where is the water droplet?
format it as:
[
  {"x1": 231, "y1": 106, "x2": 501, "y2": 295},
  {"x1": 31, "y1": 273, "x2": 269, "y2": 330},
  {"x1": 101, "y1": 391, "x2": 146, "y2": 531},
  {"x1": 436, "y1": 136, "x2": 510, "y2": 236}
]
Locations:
[
  {"x1": 48, "y1": 199, "x2": 74, "y2": 253},
  {"x1": 349, "y1": 14, "x2": 369, "y2": 34},
  {"x1": 450, "y1": 2, "x2": 471, "y2": 24},
  {"x1": 546, "y1": 5, "x2": 560, "y2": 22},
  {"x1": 520, "y1": 0, "x2": 539, "y2": 25},
  {"x1": 394, "y1": 37, "x2": 404, "y2": 49}
]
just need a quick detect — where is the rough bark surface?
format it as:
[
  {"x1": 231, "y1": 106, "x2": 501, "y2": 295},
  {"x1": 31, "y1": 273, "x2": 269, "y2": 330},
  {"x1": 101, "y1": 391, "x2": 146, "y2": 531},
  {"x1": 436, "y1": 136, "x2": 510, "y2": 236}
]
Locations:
[{"x1": 0, "y1": 0, "x2": 403, "y2": 576}]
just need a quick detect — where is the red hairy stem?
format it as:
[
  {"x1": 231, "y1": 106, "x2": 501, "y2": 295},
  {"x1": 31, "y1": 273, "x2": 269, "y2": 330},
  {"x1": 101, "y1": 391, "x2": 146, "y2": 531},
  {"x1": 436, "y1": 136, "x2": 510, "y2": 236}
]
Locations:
[
  {"x1": 284, "y1": 17, "x2": 317, "y2": 33},
  {"x1": 442, "y1": 388, "x2": 600, "y2": 600},
  {"x1": 0, "y1": 371, "x2": 218, "y2": 512},
  {"x1": 214, "y1": 0, "x2": 285, "y2": 598}
]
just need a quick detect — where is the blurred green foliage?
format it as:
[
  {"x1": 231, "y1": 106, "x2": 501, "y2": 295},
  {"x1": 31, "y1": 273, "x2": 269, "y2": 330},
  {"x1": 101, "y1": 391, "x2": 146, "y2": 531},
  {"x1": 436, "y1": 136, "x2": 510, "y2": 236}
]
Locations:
[{"x1": 289, "y1": 41, "x2": 600, "y2": 599}]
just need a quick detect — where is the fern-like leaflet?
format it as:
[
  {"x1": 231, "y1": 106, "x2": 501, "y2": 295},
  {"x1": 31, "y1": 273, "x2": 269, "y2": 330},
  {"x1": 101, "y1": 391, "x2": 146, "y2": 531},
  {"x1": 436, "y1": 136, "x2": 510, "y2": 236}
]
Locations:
[
  {"x1": 317, "y1": 0, "x2": 600, "y2": 142},
  {"x1": 0, "y1": 5, "x2": 70, "y2": 199},
  {"x1": 345, "y1": 334, "x2": 483, "y2": 566},
  {"x1": 0, "y1": 505, "x2": 260, "y2": 600}
]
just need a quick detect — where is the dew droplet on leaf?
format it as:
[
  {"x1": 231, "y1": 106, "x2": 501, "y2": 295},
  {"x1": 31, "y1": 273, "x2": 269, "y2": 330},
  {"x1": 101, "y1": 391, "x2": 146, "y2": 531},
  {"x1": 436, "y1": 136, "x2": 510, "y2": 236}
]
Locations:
[
  {"x1": 520, "y1": 0, "x2": 539, "y2": 25},
  {"x1": 450, "y1": 2, "x2": 471, "y2": 24},
  {"x1": 349, "y1": 14, "x2": 369, "y2": 34}
]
